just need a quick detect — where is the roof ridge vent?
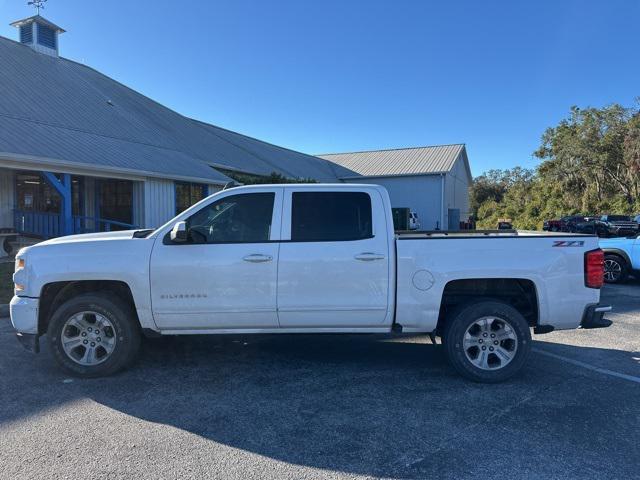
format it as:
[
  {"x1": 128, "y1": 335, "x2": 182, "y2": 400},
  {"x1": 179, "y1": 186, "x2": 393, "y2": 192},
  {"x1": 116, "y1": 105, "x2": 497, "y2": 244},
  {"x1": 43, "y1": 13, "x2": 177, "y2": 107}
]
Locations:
[{"x1": 10, "y1": 14, "x2": 65, "y2": 57}]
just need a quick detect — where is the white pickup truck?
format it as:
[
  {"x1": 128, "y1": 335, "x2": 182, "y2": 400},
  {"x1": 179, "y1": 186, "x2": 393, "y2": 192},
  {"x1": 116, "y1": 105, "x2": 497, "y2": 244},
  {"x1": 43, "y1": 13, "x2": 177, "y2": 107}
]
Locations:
[{"x1": 10, "y1": 184, "x2": 611, "y2": 382}]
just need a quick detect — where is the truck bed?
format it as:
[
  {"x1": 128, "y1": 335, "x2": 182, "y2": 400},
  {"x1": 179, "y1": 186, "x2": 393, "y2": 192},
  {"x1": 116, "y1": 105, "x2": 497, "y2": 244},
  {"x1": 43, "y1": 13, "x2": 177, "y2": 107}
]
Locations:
[
  {"x1": 393, "y1": 229, "x2": 601, "y2": 333},
  {"x1": 396, "y1": 229, "x2": 594, "y2": 239}
]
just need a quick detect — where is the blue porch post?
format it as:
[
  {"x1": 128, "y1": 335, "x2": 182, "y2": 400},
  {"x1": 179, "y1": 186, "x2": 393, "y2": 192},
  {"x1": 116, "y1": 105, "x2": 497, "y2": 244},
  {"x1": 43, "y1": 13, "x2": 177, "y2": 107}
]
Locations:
[{"x1": 42, "y1": 172, "x2": 73, "y2": 236}]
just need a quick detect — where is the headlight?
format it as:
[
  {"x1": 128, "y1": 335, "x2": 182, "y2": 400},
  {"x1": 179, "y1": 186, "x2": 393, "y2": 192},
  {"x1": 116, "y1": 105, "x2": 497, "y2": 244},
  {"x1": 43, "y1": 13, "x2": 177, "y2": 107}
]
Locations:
[{"x1": 14, "y1": 257, "x2": 26, "y2": 294}]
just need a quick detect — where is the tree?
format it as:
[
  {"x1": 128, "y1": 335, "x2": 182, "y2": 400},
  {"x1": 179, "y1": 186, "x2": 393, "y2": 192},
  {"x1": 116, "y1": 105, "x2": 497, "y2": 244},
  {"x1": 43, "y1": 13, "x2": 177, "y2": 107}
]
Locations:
[
  {"x1": 472, "y1": 102, "x2": 640, "y2": 229},
  {"x1": 535, "y1": 104, "x2": 636, "y2": 209},
  {"x1": 218, "y1": 169, "x2": 316, "y2": 185}
]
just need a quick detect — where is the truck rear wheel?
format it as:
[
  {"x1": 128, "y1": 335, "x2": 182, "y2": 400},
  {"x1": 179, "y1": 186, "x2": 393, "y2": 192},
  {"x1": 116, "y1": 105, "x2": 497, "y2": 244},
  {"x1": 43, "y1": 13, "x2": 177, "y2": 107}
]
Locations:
[
  {"x1": 47, "y1": 293, "x2": 141, "y2": 377},
  {"x1": 443, "y1": 301, "x2": 531, "y2": 383}
]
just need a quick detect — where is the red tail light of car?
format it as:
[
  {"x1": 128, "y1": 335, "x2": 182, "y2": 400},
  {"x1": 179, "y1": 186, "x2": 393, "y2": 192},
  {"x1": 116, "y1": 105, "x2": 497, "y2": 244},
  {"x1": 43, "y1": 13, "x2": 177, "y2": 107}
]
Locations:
[{"x1": 585, "y1": 249, "x2": 604, "y2": 289}]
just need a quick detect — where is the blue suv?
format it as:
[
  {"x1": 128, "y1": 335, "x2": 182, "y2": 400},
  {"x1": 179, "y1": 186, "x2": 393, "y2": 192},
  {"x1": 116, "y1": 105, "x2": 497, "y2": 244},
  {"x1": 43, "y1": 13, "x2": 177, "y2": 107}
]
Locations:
[{"x1": 599, "y1": 235, "x2": 640, "y2": 283}]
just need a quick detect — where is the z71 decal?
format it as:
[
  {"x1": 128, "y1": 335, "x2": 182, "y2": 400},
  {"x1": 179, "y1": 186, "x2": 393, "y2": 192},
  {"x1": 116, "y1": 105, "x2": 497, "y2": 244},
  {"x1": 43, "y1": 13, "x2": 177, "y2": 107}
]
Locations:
[{"x1": 552, "y1": 240, "x2": 585, "y2": 247}]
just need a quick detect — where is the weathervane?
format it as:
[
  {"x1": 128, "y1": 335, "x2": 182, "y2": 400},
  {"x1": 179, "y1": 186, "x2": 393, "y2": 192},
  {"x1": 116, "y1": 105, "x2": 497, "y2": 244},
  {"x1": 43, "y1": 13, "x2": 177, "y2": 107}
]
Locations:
[{"x1": 28, "y1": 0, "x2": 47, "y2": 15}]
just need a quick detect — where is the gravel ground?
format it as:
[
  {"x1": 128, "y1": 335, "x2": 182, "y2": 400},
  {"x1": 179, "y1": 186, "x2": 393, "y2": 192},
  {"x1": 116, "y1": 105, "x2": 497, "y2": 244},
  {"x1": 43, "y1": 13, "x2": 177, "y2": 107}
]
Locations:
[{"x1": 1, "y1": 283, "x2": 639, "y2": 480}]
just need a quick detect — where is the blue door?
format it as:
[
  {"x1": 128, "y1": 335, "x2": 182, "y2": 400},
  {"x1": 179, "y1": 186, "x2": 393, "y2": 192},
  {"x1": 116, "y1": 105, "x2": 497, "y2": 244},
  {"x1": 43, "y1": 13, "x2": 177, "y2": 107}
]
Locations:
[{"x1": 448, "y1": 208, "x2": 460, "y2": 231}]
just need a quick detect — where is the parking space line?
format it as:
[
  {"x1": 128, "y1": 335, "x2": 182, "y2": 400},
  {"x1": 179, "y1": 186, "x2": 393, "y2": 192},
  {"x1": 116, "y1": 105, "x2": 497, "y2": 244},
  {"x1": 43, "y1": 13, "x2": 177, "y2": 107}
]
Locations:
[{"x1": 533, "y1": 348, "x2": 640, "y2": 384}]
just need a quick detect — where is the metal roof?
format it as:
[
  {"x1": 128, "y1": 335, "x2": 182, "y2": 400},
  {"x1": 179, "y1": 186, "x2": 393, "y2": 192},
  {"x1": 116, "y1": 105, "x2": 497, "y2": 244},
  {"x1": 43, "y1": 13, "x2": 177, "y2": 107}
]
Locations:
[
  {"x1": 0, "y1": 35, "x2": 352, "y2": 183},
  {"x1": 318, "y1": 144, "x2": 468, "y2": 178},
  {"x1": 191, "y1": 120, "x2": 358, "y2": 182},
  {"x1": 10, "y1": 15, "x2": 66, "y2": 33},
  {"x1": 0, "y1": 115, "x2": 231, "y2": 183}
]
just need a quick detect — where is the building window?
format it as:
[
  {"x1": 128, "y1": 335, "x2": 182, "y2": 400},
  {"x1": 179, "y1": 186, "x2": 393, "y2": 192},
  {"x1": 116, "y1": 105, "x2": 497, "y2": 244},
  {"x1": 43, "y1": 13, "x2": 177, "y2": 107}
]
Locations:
[
  {"x1": 291, "y1": 192, "x2": 372, "y2": 242},
  {"x1": 37, "y1": 24, "x2": 56, "y2": 49},
  {"x1": 15, "y1": 172, "x2": 82, "y2": 215},
  {"x1": 176, "y1": 182, "x2": 207, "y2": 214},
  {"x1": 20, "y1": 24, "x2": 33, "y2": 44},
  {"x1": 98, "y1": 179, "x2": 132, "y2": 227}
]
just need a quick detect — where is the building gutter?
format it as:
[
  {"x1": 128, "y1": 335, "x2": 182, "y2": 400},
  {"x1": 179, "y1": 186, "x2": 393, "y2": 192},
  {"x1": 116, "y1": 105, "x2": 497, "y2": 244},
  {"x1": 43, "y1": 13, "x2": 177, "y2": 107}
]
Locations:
[{"x1": 0, "y1": 152, "x2": 229, "y2": 185}]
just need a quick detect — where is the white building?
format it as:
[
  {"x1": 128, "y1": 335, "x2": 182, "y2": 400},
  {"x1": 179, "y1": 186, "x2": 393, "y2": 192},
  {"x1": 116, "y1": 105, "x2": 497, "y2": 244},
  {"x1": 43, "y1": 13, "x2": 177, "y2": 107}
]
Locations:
[
  {"x1": 0, "y1": 13, "x2": 473, "y2": 244},
  {"x1": 0, "y1": 14, "x2": 354, "y2": 240},
  {"x1": 318, "y1": 145, "x2": 472, "y2": 230}
]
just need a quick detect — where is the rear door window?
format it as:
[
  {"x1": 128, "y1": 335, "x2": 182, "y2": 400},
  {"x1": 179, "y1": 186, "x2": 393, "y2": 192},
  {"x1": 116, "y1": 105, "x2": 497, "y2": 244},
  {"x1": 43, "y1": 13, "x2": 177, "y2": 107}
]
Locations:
[{"x1": 291, "y1": 192, "x2": 372, "y2": 241}]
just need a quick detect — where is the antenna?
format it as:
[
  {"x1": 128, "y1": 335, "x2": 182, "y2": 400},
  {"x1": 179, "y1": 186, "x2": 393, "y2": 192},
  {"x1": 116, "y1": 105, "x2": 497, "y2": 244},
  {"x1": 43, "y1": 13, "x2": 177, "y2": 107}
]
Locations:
[{"x1": 28, "y1": 0, "x2": 47, "y2": 15}]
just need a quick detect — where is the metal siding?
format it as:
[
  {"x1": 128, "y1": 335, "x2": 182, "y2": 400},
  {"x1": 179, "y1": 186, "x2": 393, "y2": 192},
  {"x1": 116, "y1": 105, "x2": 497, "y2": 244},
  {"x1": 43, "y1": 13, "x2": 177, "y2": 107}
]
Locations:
[
  {"x1": 444, "y1": 156, "x2": 470, "y2": 222},
  {"x1": 0, "y1": 168, "x2": 15, "y2": 228},
  {"x1": 143, "y1": 178, "x2": 175, "y2": 229},
  {"x1": 347, "y1": 175, "x2": 444, "y2": 231},
  {"x1": 0, "y1": 36, "x2": 351, "y2": 183},
  {"x1": 132, "y1": 181, "x2": 145, "y2": 228},
  {"x1": 318, "y1": 145, "x2": 465, "y2": 177}
]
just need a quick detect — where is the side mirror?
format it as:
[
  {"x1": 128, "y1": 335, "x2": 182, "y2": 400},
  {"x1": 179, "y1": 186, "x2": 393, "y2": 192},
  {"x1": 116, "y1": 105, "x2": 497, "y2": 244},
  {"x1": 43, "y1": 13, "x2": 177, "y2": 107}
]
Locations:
[{"x1": 170, "y1": 221, "x2": 188, "y2": 242}]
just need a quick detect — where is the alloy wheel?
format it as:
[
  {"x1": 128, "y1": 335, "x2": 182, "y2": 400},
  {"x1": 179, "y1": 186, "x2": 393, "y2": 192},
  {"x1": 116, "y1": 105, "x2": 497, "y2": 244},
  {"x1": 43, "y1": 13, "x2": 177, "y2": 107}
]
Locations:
[
  {"x1": 462, "y1": 316, "x2": 518, "y2": 370},
  {"x1": 604, "y1": 259, "x2": 622, "y2": 282},
  {"x1": 61, "y1": 311, "x2": 117, "y2": 365}
]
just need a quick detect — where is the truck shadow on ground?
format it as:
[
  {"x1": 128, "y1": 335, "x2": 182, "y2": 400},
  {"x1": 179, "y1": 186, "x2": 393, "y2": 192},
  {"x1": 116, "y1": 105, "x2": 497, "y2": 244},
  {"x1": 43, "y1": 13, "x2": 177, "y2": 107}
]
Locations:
[{"x1": 2, "y1": 328, "x2": 639, "y2": 478}]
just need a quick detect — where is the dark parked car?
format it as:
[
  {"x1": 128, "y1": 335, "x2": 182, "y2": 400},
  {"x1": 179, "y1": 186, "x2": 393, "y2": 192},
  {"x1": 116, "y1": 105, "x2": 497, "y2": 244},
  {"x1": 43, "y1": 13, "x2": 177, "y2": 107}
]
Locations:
[
  {"x1": 543, "y1": 215, "x2": 588, "y2": 232},
  {"x1": 597, "y1": 215, "x2": 639, "y2": 237},
  {"x1": 573, "y1": 217, "x2": 608, "y2": 236},
  {"x1": 497, "y1": 218, "x2": 513, "y2": 230},
  {"x1": 560, "y1": 215, "x2": 589, "y2": 232},
  {"x1": 543, "y1": 219, "x2": 562, "y2": 231}
]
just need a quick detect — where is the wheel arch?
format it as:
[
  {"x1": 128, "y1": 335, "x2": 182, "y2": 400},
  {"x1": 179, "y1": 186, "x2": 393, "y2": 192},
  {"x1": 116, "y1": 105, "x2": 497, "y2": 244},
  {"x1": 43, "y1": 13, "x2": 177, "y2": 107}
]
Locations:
[
  {"x1": 436, "y1": 278, "x2": 539, "y2": 334},
  {"x1": 38, "y1": 280, "x2": 140, "y2": 335},
  {"x1": 601, "y1": 248, "x2": 631, "y2": 267}
]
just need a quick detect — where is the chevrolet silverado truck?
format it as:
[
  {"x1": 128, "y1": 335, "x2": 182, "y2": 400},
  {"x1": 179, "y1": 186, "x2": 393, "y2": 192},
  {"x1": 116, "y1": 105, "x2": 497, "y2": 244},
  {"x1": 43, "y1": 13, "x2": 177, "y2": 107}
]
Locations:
[
  {"x1": 597, "y1": 215, "x2": 639, "y2": 237},
  {"x1": 599, "y1": 234, "x2": 640, "y2": 283},
  {"x1": 10, "y1": 184, "x2": 611, "y2": 382}
]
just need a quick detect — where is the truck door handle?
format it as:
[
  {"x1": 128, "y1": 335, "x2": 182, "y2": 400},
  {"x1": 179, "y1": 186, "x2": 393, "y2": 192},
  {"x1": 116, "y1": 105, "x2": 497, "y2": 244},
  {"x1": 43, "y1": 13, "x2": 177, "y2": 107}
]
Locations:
[
  {"x1": 354, "y1": 252, "x2": 386, "y2": 261},
  {"x1": 242, "y1": 254, "x2": 273, "y2": 263}
]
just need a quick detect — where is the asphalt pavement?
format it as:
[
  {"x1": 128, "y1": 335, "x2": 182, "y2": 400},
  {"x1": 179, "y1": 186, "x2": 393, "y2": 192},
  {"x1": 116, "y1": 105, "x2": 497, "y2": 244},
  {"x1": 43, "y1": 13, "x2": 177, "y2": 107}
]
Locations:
[{"x1": 1, "y1": 283, "x2": 639, "y2": 479}]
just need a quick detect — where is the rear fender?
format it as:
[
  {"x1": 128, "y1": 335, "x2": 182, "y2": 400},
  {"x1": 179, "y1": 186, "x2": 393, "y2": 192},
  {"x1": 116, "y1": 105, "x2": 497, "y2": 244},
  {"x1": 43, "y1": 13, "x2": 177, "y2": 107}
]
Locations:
[{"x1": 601, "y1": 248, "x2": 631, "y2": 267}]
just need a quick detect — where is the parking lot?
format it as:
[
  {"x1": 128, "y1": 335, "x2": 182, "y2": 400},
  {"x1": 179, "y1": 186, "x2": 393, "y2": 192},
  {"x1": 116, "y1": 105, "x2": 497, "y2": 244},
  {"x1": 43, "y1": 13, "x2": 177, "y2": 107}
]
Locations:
[{"x1": 1, "y1": 283, "x2": 639, "y2": 480}]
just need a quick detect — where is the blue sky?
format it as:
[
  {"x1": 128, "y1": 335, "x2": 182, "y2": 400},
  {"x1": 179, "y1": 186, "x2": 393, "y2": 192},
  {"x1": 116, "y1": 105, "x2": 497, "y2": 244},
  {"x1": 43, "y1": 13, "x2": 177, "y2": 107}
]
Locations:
[{"x1": 1, "y1": 0, "x2": 638, "y2": 176}]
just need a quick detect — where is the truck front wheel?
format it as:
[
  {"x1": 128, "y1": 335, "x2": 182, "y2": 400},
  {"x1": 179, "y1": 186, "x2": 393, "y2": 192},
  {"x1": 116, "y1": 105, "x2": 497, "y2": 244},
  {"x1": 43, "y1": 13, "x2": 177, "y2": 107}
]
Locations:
[
  {"x1": 603, "y1": 254, "x2": 628, "y2": 284},
  {"x1": 443, "y1": 301, "x2": 531, "y2": 383},
  {"x1": 47, "y1": 293, "x2": 141, "y2": 377}
]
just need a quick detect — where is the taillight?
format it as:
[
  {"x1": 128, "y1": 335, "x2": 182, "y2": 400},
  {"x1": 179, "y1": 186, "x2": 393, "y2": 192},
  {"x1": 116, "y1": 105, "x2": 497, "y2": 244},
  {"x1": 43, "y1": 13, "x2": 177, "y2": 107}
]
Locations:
[{"x1": 585, "y1": 249, "x2": 604, "y2": 289}]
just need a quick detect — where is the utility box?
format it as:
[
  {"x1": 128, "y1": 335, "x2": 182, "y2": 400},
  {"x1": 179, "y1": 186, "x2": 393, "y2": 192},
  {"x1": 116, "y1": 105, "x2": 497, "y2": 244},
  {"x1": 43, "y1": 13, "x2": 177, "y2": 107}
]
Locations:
[{"x1": 392, "y1": 207, "x2": 410, "y2": 231}]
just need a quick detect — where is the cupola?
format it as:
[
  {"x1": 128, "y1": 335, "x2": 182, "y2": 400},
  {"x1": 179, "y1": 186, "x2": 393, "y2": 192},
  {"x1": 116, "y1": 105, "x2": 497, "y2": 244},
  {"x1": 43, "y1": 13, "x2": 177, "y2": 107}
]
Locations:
[{"x1": 10, "y1": 15, "x2": 65, "y2": 57}]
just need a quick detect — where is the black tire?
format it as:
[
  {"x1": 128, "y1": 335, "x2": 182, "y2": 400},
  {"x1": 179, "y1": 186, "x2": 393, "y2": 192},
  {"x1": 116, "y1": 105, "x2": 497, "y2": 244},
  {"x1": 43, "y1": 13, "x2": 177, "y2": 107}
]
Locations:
[
  {"x1": 443, "y1": 301, "x2": 532, "y2": 383},
  {"x1": 2, "y1": 235, "x2": 15, "y2": 255},
  {"x1": 47, "y1": 293, "x2": 141, "y2": 377},
  {"x1": 603, "y1": 254, "x2": 628, "y2": 284}
]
